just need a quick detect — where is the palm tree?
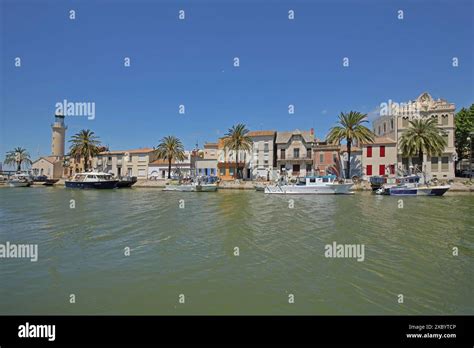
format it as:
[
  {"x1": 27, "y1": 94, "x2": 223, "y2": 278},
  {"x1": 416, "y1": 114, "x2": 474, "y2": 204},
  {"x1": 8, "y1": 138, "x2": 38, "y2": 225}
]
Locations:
[
  {"x1": 4, "y1": 147, "x2": 32, "y2": 172},
  {"x1": 223, "y1": 124, "x2": 253, "y2": 179},
  {"x1": 69, "y1": 129, "x2": 102, "y2": 172},
  {"x1": 155, "y1": 136, "x2": 185, "y2": 179},
  {"x1": 399, "y1": 118, "x2": 447, "y2": 173},
  {"x1": 326, "y1": 111, "x2": 375, "y2": 179}
]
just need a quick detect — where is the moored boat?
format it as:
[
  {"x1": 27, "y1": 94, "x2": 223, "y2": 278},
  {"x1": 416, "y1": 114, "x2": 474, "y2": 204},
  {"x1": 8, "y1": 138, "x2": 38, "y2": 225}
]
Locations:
[
  {"x1": 264, "y1": 175, "x2": 353, "y2": 194},
  {"x1": 116, "y1": 176, "x2": 138, "y2": 188},
  {"x1": 7, "y1": 173, "x2": 32, "y2": 187},
  {"x1": 376, "y1": 175, "x2": 450, "y2": 196},
  {"x1": 163, "y1": 176, "x2": 218, "y2": 192},
  {"x1": 65, "y1": 172, "x2": 119, "y2": 189}
]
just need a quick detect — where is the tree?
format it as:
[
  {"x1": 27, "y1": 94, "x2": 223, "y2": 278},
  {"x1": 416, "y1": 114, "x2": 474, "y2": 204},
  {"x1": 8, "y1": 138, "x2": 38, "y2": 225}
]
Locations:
[
  {"x1": 4, "y1": 147, "x2": 32, "y2": 172},
  {"x1": 155, "y1": 136, "x2": 185, "y2": 179},
  {"x1": 69, "y1": 129, "x2": 102, "y2": 172},
  {"x1": 399, "y1": 118, "x2": 447, "y2": 173},
  {"x1": 223, "y1": 124, "x2": 253, "y2": 179},
  {"x1": 455, "y1": 104, "x2": 474, "y2": 162},
  {"x1": 326, "y1": 111, "x2": 375, "y2": 179}
]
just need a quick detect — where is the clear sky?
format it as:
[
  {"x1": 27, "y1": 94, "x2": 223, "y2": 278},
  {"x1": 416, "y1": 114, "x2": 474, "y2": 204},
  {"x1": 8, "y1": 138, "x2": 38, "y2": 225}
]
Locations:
[{"x1": 1, "y1": 0, "x2": 473, "y2": 161}]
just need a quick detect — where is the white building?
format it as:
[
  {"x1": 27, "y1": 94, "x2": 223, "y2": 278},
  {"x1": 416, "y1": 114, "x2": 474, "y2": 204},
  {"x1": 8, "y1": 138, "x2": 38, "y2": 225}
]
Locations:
[
  {"x1": 148, "y1": 150, "x2": 194, "y2": 179},
  {"x1": 248, "y1": 131, "x2": 276, "y2": 180},
  {"x1": 372, "y1": 92, "x2": 456, "y2": 179},
  {"x1": 94, "y1": 148, "x2": 156, "y2": 179}
]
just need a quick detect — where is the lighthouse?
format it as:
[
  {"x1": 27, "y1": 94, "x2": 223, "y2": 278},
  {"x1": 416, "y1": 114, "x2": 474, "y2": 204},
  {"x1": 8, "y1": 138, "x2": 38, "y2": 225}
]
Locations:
[{"x1": 51, "y1": 114, "x2": 67, "y2": 158}]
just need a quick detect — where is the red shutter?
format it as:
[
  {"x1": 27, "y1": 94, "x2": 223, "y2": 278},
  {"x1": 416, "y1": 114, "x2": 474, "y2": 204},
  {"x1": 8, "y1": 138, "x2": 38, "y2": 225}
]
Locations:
[
  {"x1": 379, "y1": 164, "x2": 385, "y2": 175},
  {"x1": 380, "y1": 146, "x2": 385, "y2": 157},
  {"x1": 366, "y1": 165, "x2": 372, "y2": 176},
  {"x1": 367, "y1": 146, "x2": 372, "y2": 158}
]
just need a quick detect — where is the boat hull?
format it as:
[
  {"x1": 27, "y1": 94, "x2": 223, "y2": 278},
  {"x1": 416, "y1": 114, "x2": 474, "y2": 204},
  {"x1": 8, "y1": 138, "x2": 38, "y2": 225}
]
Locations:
[
  {"x1": 264, "y1": 183, "x2": 353, "y2": 194},
  {"x1": 116, "y1": 180, "x2": 137, "y2": 188},
  {"x1": 65, "y1": 181, "x2": 118, "y2": 189},
  {"x1": 8, "y1": 181, "x2": 31, "y2": 187},
  {"x1": 389, "y1": 186, "x2": 450, "y2": 196}
]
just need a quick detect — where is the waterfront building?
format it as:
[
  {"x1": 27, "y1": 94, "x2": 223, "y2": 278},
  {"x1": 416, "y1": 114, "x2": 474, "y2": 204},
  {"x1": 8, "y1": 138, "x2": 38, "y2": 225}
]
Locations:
[
  {"x1": 373, "y1": 92, "x2": 456, "y2": 179},
  {"x1": 31, "y1": 114, "x2": 67, "y2": 179},
  {"x1": 275, "y1": 129, "x2": 315, "y2": 177},
  {"x1": 94, "y1": 148, "x2": 156, "y2": 179},
  {"x1": 247, "y1": 130, "x2": 276, "y2": 180},
  {"x1": 361, "y1": 137, "x2": 398, "y2": 179},
  {"x1": 312, "y1": 141, "x2": 362, "y2": 178},
  {"x1": 194, "y1": 143, "x2": 218, "y2": 176},
  {"x1": 217, "y1": 137, "x2": 251, "y2": 180},
  {"x1": 31, "y1": 156, "x2": 64, "y2": 178},
  {"x1": 313, "y1": 141, "x2": 340, "y2": 176},
  {"x1": 148, "y1": 150, "x2": 194, "y2": 179}
]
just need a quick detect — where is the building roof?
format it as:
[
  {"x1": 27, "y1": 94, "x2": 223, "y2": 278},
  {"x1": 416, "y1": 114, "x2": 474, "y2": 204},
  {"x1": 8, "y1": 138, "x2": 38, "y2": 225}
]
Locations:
[
  {"x1": 340, "y1": 144, "x2": 362, "y2": 152},
  {"x1": 361, "y1": 137, "x2": 397, "y2": 145},
  {"x1": 204, "y1": 143, "x2": 218, "y2": 148},
  {"x1": 275, "y1": 129, "x2": 314, "y2": 144},
  {"x1": 32, "y1": 156, "x2": 61, "y2": 164},
  {"x1": 99, "y1": 148, "x2": 154, "y2": 155},
  {"x1": 247, "y1": 130, "x2": 275, "y2": 137}
]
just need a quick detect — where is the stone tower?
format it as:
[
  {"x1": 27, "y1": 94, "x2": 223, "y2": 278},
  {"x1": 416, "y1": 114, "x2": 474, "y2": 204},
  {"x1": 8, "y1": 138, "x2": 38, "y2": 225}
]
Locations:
[{"x1": 51, "y1": 114, "x2": 67, "y2": 158}]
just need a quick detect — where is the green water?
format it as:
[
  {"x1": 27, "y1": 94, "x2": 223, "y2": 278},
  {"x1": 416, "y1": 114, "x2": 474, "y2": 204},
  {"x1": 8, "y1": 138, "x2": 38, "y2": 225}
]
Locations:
[{"x1": 0, "y1": 187, "x2": 473, "y2": 315}]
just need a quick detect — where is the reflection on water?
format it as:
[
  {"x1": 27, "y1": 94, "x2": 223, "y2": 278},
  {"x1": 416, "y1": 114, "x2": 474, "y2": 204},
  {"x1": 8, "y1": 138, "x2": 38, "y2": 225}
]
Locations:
[{"x1": 0, "y1": 187, "x2": 473, "y2": 314}]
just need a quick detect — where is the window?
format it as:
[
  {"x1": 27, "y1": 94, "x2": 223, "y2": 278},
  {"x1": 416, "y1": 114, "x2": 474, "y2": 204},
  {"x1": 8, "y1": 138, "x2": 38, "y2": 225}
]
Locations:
[
  {"x1": 264, "y1": 143, "x2": 269, "y2": 152},
  {"x1": 292, "y1": 164, "x2": 300, "y2": 173},
  {"x1": 138, "y1": 154, "x2": 147, "y2": 162},
  {"x1": 128, "y1": 155, "x2": 133, "y2": 162},
  {"x1": 441, "y1": 157, "x2": 449, "y2": 171},
  {"x1": 210, "y1": 168, "x2": 215, "y2": 175},
  {"x1": 390, "y1": 164, "x2": 395, "y2": 175},
  {"x1": 366, "y1": 165, "x2": 372, "y2": 176},
  {"x1": 293, "y1": 148, "x2": 299, "y2": 158},
  {"x1": 128, "y1": 168, "x2": 133, "y2": 176},
  {"x1": 431, "y1": 156, "x2": 438, "y2": 171},
  {"x1": 264, "y1": 160, "x2": 269, "y2": 165},
  {"x1": 378, "y1": 126, "x2": 381, "y2": 135},
  {"x1": 307, "y1": 148, "x2": 311, "y2": 158},
  {"x1": 280, "y1": 165, "x2": 285, "y2": 171},
  {"x1": 379, "y1": 164, "x2": 385, "y2": 176},
  {"x1": 220, "y1": 167, "x2": 225, "y2": 176},
  {"x1": 367, "y1": 146, "x2": 372, "y2": 158},
  {"x1": 138, "y1": 169, "x2": 146, "y2": 177},
  {"x1": 442, "y1": 115, "x2": 449, "y2": 125},
  {"x1": 229, "y1": 167, "x2": 234, "y2": 176},
  {"x1": 383, "y1": 123, "x2": 386, "y2": 133},
  {"x1": 333, "y1": 153, "x2": 338, "y2": 163},
  {"x1": 280, "y1": 149, "x2": 285, "y2": 159},
  {"x1": 380, "y1": 146, "x2": 385, "y2": 157},
  {"x1": 391, "y1": 119, "x2": 394, "y2": 130},
  {"x1": 306, "y1": 164, "x2": 312, "y2": 173},
  {"x1": 320, "y1": 153, "x2": 324, "y2": 163}
]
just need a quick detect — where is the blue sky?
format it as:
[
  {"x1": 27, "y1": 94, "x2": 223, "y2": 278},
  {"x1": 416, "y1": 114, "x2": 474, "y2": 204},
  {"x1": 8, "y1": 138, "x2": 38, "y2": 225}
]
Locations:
[{"x1": 1, "y1": 0, "x2": 473, "y2": 160}]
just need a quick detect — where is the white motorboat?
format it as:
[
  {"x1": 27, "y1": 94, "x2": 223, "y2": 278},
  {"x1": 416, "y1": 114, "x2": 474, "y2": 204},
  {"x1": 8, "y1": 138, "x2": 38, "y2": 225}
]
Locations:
[
  {"x1": 163, "y1": 176, "x2": 218, "y2": 192},
  {"x1": 264, "y1": 175, "x2": 353, "y2": 194},
  {"x1": 375, "y1": 175, "x2": 450, "y2": 196},
  {"x1": 7, "y1": 173, "x2": 32, "y2": 187}
]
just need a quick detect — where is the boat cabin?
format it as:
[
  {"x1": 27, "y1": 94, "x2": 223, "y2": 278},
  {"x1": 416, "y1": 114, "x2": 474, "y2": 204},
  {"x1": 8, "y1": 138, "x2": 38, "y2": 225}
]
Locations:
[
  {"x1": 296, "y1": 175, "x2": 338, "y2": 186},
  {"x1": 71, "y1": 172, "x2": 115, "y2": 182}
]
